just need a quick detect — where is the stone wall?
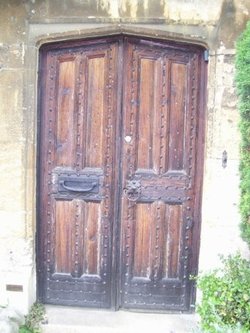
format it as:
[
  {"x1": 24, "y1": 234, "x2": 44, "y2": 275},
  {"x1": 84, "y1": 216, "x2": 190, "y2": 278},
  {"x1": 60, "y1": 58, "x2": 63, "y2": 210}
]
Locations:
[
  {"x1": 0, "y1": 0, "x2": 249, "y2": 314},
  {"x1": 199, "y1": 48, "x2": 249, "y2": 271}
]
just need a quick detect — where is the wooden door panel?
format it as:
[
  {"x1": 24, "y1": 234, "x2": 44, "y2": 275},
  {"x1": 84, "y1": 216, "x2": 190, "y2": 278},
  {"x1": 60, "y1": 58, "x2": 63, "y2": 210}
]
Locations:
[
  {"x1": 168, "y1": 62, "x2": 187, "y2": 171},
  {"x1": 56, "y1": 57, "x2": 76, "y2": 166},
  {"x1": 136, "y1": 58, "x2": 161, "y2": 171},
  {"x1": 133, "y1": 203, "x2": 153, "y2": 279},
  {"x1": 85, "y1": 55, "x2": 105, "y2": 168},
  {"x1": 38, "y1": 39, "x2": 119, "y2": 308},
  {"x1": 164, "y1": 204, "x2": 183, "y2": 279},
  {"x1": 82, "y1": 201, "x2": 101, "y2": 276},
  {"x1": 130, "y1": 201, "x2": 183, "y2": 281},
  {"x1": 54, "y1": 200, "x2": 76, "y2": 275},
  {"x1": 53, "y1": 200, "x2": 102, "y2": 278},
  {"x1": 120, "y1": 38, "x2": 204, "y2": 311}
]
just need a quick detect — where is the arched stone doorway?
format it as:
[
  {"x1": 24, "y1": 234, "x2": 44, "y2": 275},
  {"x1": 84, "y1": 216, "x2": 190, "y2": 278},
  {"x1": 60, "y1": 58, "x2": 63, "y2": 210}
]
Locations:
[{"x1": 37, "y1": 35, "x2": 206, "y2": 311}]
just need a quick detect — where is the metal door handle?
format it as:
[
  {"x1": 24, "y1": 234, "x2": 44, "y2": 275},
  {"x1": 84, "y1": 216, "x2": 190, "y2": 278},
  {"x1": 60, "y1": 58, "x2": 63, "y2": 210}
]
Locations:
[{"x1": 59, "y1": 180, "x2": 97, "y2": 193}]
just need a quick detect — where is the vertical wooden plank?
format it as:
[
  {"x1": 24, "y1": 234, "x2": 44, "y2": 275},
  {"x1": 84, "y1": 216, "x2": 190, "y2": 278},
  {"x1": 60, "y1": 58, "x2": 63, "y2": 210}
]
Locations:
[
  {"x1": 133, "y1": 203, "x2": 152, "y2": 278},
  {"x1": 163, "y1": 204, "x2": 182, "y2": 278},
  {"x1": 85, "y1": 56, "x2": 105, "y2": 168},
  {"x1": 137, "y1": 59, "x2": 156, "y2": 170},
  {"x1": 158, "y1": 58, "x2": 169, "y2": 174},
  {"x1": 55, "y1": 200, "x2": 74, "y2": 274},
  {"x1": 168, "y1": 62, "x2": 187, "y2": 171},
  {"x1": 151, "y1": 201, "x2": 166, "y2": 280},
  {"x1": 83, "y1": 202, "x2": 101, "y2": 276},
  {"x1": 56, "y1": 58, "x2": 76, "y2": 166},
  {"x1": 73, "y1": 199, "x2": 84, "y2": 278},
  {"x1": 75, "y1": 56, "x2": 86, "y2": 171}
]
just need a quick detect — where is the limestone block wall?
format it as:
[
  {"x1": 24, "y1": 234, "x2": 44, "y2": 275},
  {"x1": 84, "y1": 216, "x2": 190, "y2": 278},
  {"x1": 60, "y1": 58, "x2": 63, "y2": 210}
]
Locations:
[
  {"x1": 199, "y1": 48, "x2": 249, "y2": 271},
  {"x1": 0, "y1": 2, "x2": 34, "y2": 313},
  {"x1": 0, "y1": 0, "x2": 249, "y2": 314}
]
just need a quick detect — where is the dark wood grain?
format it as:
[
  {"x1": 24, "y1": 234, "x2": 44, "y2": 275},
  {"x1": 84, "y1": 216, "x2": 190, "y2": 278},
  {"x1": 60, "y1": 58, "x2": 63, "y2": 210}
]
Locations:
[
  {"x1": 56, "y1": 58, "x2": 76, "y2": 167},
  {"x1": 133, "y1": 203, "x2": 152, "y2": 278},
  {"x1": 54, "y1": 200, "x2": 74, "y2": 274},
  {"x1": 83, "y1": 202, "x2": 101, "y2": 276},
  {"x1": 164, "y1": 204, "x2": 182, "y2": 278},
  {"x1": 168, "y1": 62, "x2": 186, "y2": 171},
  {"x1": 85, "y1": 56, "x2": 105, "y2": 168}
]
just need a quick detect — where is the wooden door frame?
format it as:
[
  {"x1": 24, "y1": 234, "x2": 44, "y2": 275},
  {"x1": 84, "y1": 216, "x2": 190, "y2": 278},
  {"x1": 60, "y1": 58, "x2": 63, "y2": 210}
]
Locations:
[{"x1": 36, "y1": 30, "x2": 207, "y2": 311}]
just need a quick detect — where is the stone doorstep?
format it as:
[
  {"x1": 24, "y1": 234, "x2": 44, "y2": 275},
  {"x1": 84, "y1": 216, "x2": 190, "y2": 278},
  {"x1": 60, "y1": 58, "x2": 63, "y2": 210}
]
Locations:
[{"x1": 41, "y1": 305, "x2": 199, "y2": 333}]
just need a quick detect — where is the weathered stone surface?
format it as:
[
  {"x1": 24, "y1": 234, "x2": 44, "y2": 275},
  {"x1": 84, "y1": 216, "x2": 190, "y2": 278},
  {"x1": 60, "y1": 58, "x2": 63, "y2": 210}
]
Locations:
[
  {"x1": 0, "y1": 143, "x2": 25, "y2": 212},
  {"x1": 0, "y1": 321, "x2": 17, "y2": 333},
  {"x1": 0, "y1": 0, "x2": 249, "y2": 315},
  {"x1": 0, "y1": 71, "x2": 24, "y2": 141},
  {"x1": 0, "y1": 44, "x2": 26, "y2": 70},
  {"x1": 200, "y1": 158, "x2": 246, "y2": 269},
  {"x1": 206, "y1": 50, "x2": 240, "y2": 160},
  {"x1": 0, "y1": 2, "x2": 28, "y2": 44},
  {"x1": 41, "y1": 306, "x2": 199, "y2": 333},
  {"x1": 0, "y1": 306, "x2": 24, "y2": 333},
  {"x1": 0, "y1": 307, "x2": 24, "y2": 325},
  {"x1": 0, "y1": 266, "x2": 36, "y2": 314},
  {"x1": 0, "y1": 239, "x2": 33, "y2": 271},
  {"x1": 199, "y1": 46, "x2": 250, "y2": 270},
  {"x1": 217, "y1": 0, "x2": 250, "y2": 48}
]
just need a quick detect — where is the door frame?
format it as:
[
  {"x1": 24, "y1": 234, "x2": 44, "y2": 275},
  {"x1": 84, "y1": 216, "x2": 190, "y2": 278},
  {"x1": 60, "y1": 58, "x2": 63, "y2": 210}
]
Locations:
[{"x1": 36, "y1": 30, "x2": 207, "y2": 311}]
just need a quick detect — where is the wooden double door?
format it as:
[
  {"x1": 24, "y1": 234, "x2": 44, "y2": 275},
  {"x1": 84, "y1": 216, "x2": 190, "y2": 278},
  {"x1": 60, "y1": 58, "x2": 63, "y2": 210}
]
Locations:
[{"x1": 38, "y1": 36, "x2": 206, "y2": 311}]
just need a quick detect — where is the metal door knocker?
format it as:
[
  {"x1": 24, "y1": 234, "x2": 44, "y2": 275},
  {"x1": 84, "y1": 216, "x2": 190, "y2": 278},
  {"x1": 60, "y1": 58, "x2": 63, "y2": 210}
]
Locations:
[{"x1": 124, "y1": 179, "x2": 141, "y2": 201}]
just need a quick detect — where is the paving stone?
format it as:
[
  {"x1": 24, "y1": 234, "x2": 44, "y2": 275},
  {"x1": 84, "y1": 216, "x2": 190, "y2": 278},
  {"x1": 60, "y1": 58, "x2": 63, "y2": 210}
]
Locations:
[{"x1": 41, "y1": 305, "x2": 199, "y2": 333}]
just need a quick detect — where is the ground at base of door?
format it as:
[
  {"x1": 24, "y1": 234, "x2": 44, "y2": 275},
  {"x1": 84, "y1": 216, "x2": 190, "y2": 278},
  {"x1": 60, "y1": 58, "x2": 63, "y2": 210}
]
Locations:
[{"x1": 41, "y1": 305, "x2": 199, "y2": 333}]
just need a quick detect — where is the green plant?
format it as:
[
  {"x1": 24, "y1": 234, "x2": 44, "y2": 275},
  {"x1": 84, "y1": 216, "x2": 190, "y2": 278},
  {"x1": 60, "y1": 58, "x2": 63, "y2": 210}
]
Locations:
[
  {"x1": 196, "y1": 254, "x2": 250, "y2": 333},
  {"x1": 19, "y1": 303, "x2": 45, "y2": 333},
  {"x1": 235, "y1": 20, "x2": 250, "y2": 247},
  {"x1": 193, "y1": 323, "x2": 247, "y2": 333},
  {"x1": 19, "y1": 327, "x2": 33, "y2": 333}
]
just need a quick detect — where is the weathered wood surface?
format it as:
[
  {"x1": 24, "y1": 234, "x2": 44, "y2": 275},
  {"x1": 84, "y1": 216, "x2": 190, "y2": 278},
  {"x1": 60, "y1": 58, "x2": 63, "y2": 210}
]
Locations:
[{"x1": 38, "y1": 36, "x2": 206, "y2": 311}]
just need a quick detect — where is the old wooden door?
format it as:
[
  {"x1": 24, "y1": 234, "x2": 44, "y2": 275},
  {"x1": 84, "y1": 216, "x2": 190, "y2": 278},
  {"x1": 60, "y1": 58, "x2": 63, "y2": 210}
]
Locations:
[{"x1": 38, "y1": 36, "x2": 206, "y2": 311}]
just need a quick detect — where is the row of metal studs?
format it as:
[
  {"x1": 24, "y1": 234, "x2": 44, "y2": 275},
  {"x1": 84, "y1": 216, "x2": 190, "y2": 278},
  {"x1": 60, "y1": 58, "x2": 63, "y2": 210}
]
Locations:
[
  {"x1": 46, "y1": 52, "x2": 57, "y2": 298},
  {"x1": 74, "y1": 55, "x2": 84, "y2": 278},
  {"x1": 101, "y1": 45, "x2": 114, "y2": 286},
  {"x1": 123, "y1": 43, "x2": 138, "y2": 298},
  {"x1": 180, "y1": 52, "x2": 198, "y2": 305}
]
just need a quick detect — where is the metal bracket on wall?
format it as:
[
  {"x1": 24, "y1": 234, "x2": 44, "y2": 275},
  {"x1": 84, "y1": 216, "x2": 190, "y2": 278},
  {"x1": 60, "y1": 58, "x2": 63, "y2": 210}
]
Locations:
[
  {"x1": 222, "y1": 150, "x2": 228, "y2": 168},
  {"x1": 204, "y1": 49, "x2": 209, "y2": 62}
]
